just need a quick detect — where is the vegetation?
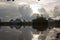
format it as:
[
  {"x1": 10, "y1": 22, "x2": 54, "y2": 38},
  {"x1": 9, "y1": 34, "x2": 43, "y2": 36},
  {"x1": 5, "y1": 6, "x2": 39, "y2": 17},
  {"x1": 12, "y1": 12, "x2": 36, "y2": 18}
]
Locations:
[
  {"x1": 0, "y1": 16, "x2": 60, "y2": 31},
  {"x1": 32, "y1": 16, "x2": 48, "y2": 31},
  {"x1": 0, "y1": 16, "x2": 49, "y2": 31},
  {"x1": 55, "y1": 20, "x2": 60, "y2": 28}
]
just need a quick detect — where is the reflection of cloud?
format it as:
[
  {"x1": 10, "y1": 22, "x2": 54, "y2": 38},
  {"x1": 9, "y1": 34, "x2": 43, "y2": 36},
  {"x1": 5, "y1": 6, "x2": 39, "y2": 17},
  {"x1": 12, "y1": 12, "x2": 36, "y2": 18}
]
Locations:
[
  {"x1": 19, "y1": 27, "x2": 33, "y2": 40},
  {"x1": 0, "y1": 26, "x2": 20, "y2": 40},
  {"x1": 0, "y1": 26, "x2": 38, "y2": 40},
  {"x1": 32, "y1": 34, "x2": 40, "y2": 40}
]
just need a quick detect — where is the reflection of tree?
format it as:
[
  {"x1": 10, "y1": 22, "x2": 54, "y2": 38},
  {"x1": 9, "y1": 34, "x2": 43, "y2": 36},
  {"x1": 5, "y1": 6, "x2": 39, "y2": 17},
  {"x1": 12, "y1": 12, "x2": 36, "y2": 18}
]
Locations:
[
  {"x1": 7, "y1": 0, "x2": 14, "y2": 1},
  {"x1": 7, "y1": 0, "x2": 10, "y2": 1},
  {"x1": 9, "y1": 18, "x2": 22, "y2": 29},
  {"x1": 55, "y1": 20, "x2": 60, "y2": 28},
  {"x1": 19, "y1": 27, "x2": 33, "y2": 40},
  {"x1": 10, "y1": 19, "x2": 14, "y2": 22},
  {"x1": 32, "y1": 16, "x2": 48, "y2": 31},
  {"x1": 12, "y1": 0, "x2": 14, "y2": 1},
  {"x1": 55, "y1": 33, "x2": 60, "y2": 40},
  {"x1": 15, "y1": 25, "x2": 21, "y2": 29},
  {"x1": 9, "y1": 19, "x2": 14, "y2": 28},
  {"x1": 32, "y1": 16, "x2": 49, "y2": 40},
  {"x1": 0, "y1": 19, "x2": 1, "y2": 28}
]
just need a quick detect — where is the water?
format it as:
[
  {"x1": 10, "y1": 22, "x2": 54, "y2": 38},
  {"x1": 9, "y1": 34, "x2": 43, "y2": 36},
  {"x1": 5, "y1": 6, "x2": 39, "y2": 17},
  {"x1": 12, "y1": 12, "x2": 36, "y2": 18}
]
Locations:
[
  {"x1": 0, "y1": 26, "x2": 60, "y2": 40},
  {"x1": 0, "y1": 26, "x2": 39, "y2": 40}
]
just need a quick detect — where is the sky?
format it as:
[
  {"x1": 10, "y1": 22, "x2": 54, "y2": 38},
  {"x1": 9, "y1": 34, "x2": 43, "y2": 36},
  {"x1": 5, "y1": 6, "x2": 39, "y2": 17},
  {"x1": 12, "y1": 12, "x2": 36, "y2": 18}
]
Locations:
[{"x1": 0, "y1": 0, "x2": 60, "y2": 21}]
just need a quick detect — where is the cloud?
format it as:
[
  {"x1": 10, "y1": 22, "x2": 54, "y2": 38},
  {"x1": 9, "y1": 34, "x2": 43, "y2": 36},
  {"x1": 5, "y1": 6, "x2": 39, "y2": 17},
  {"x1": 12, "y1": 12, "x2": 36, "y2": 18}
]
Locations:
[
  {"x1": 0, "y1": 0, "x2": 60, "y2": 21},
  {"x1": 19, "y1": 4, "x2": 32, "y2": 21},
  {"x1": 0, "y1": 3, "x2": 21, "y2": 21},
  {"x1": 54, "y1": 5, "x2": 60, "y2": 17},
  {"x1": 38, "y1": 8, "x2": 49, "y2": 18}
]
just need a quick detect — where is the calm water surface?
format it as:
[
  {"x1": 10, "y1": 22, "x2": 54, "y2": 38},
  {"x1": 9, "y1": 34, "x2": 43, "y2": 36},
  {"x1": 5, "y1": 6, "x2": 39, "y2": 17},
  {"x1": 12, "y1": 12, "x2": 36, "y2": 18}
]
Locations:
[{"x1": 0, "y1": 26, "x2": 59, "y2": 40}]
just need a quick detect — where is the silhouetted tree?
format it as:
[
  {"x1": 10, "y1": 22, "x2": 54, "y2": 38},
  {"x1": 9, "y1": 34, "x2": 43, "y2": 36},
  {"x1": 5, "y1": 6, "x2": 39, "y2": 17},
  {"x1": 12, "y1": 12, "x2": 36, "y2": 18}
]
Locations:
[
  {"x1": 9, "y1": 19, "x2": 14, "y2": 28},
  {"x1": 32, "y1": 16, "x2": 48, "y2": 31},
  {"x1": 14, "y1": 18, "x2": 22, "y2": 23},
  {"x1": 9, "y1": 19, "x2": 14, "y2": 22},
  {"x1": 12, "y1": 0, "x2": 14, "y2": 1}
]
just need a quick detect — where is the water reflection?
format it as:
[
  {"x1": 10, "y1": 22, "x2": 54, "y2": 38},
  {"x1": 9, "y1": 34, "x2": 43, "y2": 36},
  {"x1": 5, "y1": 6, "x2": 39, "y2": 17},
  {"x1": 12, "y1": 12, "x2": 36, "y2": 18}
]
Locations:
[
  {"x1": 19, "y1": 26, "x2": 33, "y2": 40},
  {"x1": 32, "y1": 34, "x2": 40, "y2": 40},
  {"x1": 0, "y1": 26, "x2": 40, "y2": 40},
  {"x1": 0, "y1": 26, "x2": 60, "y2": 40}
]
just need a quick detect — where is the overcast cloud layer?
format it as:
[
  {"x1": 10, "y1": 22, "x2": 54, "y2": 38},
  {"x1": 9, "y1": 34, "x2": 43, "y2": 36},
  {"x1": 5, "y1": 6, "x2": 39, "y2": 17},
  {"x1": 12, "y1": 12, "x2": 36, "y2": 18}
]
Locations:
[{"x1": 0, "y1": 0, "x2": 60, "y2": 21}]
